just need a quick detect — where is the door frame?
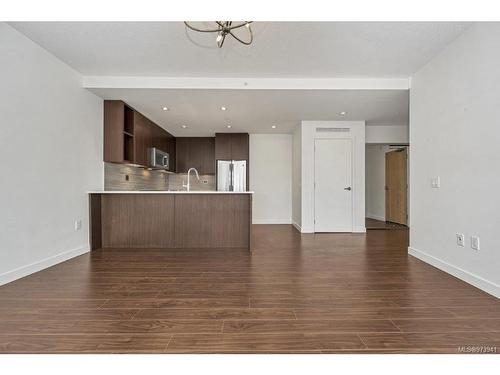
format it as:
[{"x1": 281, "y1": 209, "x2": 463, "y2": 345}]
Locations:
[
  {"x1": 313, "y1": 137, "x2": 354, "y2": 233},
  {"x1": 385, "y1": 147, "x2": 408, "y2": 225}
]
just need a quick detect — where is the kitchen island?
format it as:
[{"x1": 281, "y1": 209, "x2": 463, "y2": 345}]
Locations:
[{"x1": 89, "y1": 191, "x2": 253, "y2": 251}]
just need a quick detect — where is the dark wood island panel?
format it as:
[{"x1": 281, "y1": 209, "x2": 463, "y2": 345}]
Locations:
[
  {"x1": 89, "y1": 193, "x2": 252, "y2": 250},
  {"x1": 174, "y1": 194, "x2": 250, "y2": 248},
  {"x1": 101, "y1": 194, "x2": 176, "y2": 248}
]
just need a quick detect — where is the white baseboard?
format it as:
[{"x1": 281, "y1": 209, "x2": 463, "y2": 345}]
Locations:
[
  {"x1": 292, "y1": 222, "x2": 302, "y2": 232},
  {"x1": 353, "y1": 226, "x2": 367, "y2": 233},
  {"x1": 366, "y1": 213, "x2": 385, "y2": 221},
  {"x1": 408, "y1": 246, "x2": 500, "y2": 299},
  {"x1": 0, "y1": 245, "x2": 90, "y2": 286},
  {"x1": 252, "y1": 219, "x2": 292, "y2": 224}
]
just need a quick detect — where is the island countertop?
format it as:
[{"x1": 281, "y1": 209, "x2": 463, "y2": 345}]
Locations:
[{"x1": 89, "y1": 190, "x2": 254, "y2": 194}]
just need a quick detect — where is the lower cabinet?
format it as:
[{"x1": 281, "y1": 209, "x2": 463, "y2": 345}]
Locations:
[
  {"x1": 90, "y1": 193, "x2": 252, "y2": 250},
  {"x1": 100, "y1": 194, "x2": 175, "y2": 248}
]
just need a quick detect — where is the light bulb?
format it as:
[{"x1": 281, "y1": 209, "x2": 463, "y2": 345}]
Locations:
[{"x1": 216, "y1": 34, "x2": 223, "y2": 42}]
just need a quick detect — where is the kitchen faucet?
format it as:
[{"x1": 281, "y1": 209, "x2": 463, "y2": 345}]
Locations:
[{"x1": 183, "y1": 167, "x2": 200, "y2": 191}]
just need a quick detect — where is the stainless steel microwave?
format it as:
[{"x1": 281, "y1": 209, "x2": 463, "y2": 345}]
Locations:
[{"x1": 148, "y1": 148, "x2": 170, "y2": 170}]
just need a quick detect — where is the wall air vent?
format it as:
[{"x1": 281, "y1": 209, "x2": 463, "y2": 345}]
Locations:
[{"x1": 316, "y1": 127, "x2": 351, "y2": 133}]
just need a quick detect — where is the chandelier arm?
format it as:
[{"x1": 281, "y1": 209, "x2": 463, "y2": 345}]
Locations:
[
  {"x1": 184, "y1": 21, "x2": 222, "y2": 33},
  {"x1": 185, "y1": 21, "x2": 253, "y2": 33},
  {"x1": 218, "y1": 33, "x2": 227, "y2": 48},
  {"x1": 184, "y1": 21, "x2": 254, "y2": 47},
  {"x1": 228, "y1": 27, "x2": 253, "y2": 45},
  {"x1": 223, "y1": 21, "x2": 253, "y2": 31}
]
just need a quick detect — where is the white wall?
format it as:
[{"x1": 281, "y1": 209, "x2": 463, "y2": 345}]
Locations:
[
  {"x1": 365, "y1": 145, "x2": 391, "y2": 221},
  {"x1": 409, "y1": 23, "x2": 500, "y2": 297},
  {"x1": 249, "y1": 134, "x2": 292, "y2": 224},
  {"x1": 292, "y1": 126, "x2": 302, "y2": 230},
  {"x1": 366, "y1": 125, "x2": 409, "y2": 144},
  {"x1": 0, "y1": 23, "x2": 103, "y2": 285},
  {"x1": 300, "y1": 121, "x2": 366, "y2": 233}
]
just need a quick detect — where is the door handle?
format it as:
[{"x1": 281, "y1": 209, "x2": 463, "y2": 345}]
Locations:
[{"x1": 344, "y1": 187, "x2": 352, "y2": 191}]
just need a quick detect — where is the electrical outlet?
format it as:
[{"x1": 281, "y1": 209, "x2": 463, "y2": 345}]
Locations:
[
  {"x1": 431, "y1": 176, "x2": 441, "y2": 188},
  {"x1": 74, "y1": 219, "x2": 82, "y2": 231},
  {"x1": 202, "y1": 180, "x2": 208, "y2": 184},
  {"x1": 456, "y1": 233, "x2": 464, "y2": 247},
  {"x1": 471, "y1": 236, "x2": 480, "y2": 251}
]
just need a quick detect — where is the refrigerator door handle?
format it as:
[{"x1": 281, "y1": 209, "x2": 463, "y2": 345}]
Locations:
[{"x1": 229, "y1": 161, "x2": 234, "y2": 191}]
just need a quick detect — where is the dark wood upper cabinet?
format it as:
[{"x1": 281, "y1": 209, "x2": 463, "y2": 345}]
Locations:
[
  {"x1": 230, "y1": 133, "x2": 249, "y2": 160},
  {"x1": 215, "y1": 133, "x2": 249, "y2": 160},
  {"x1": 165, "y1": 137, "x2": 176, "y2": 172},
  {"x1": 103, "y1": 100, "x2": 176, "y2": 170},
  {"x1": 133, "y1": 111, "x2": 151, "y2": 167},
  {"x1": 103, "y1": 101, "x2": 125, "y2": 163},
  {"x1": 176, "y1": 137, "x2": 215, "y2": 175},
  {"x1": 214, "y1": 133, "x2": 232, "y2": 160},
  {"x1": 175, "y1": 137, "x2": 190, "y2": 173}
]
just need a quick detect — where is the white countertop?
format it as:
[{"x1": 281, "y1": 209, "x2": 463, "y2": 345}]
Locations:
[{"x1": 89, "y1": 190, "x2": 254, "y2": 194}]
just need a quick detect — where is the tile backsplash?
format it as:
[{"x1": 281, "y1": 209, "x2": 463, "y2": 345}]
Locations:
[
  {"x1": 104, "y1": 163, "x2": 169, "y2": 191},
  {"x1": 168, "y1": 173, "x2": 216, "y2": 191},
  {"x1": 104, "y1": 162, "x2": 216, "y2": 191}
]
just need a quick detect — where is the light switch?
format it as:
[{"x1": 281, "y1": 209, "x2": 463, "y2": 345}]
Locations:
[
  {"x1": 471, "y1": 236, "x2": 480, "y2": 251},
  {"x1": 74, "y1": 219, "x2": 82, "y2": 231},
  {"x1": 431, "y1": 176, "x2": 441, "y2": 188}
]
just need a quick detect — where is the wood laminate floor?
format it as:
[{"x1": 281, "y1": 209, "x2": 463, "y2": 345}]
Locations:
[
  {"x1": 0, "y1": 225, "x2": 499, "y2": 354},
  {"x1": 366, "y1": 218, "x2": 408, "y2": 230}
]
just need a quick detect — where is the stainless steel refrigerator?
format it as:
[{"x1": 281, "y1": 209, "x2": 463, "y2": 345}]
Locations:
[{"x1": 217, "y1": 160, "x2": 247, "y2": 191}]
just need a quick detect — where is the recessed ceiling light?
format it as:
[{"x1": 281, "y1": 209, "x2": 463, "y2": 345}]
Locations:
[
  {"x1": 181, "y1": 125, "x2": 188, "y2": 129},
  {"x1": 162, "y1": 107, "x2": 169, "y2": 111},
  {"x1": 339, "y1": 111, "x2": 347, "y2": 116},
  {"x1": 271, "y1": 125, "x2": 277, "y2": 129},
  {"x1": 226, "y1": 125, "x2": 232, "y2": 129},
  {"x1": 220, "y1": 106, "x2": 227, "y2": 111}
]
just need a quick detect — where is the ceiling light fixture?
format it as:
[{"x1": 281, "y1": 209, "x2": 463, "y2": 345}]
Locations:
[
  {"x1": 226, "y1": 125, "x2": 232, "y2": 129},
  {"x1": 162, "y1": 107, "x2": 169, "y2": 111},
  {"x1": 184, "y1": 21, "x2": 253, "y2": 48},
  {"x1": 220, "y1": 106, "x2": 227, "y2": 111},
  {"x1": 181, "y1": 125, "x2": 188, "y2": 129},
  {"x1": 339, "y1": 111, "x2": 347, "y2": 116},
  {"x1": 271, "y1": 125, "x2": 277, "y2": 129}
]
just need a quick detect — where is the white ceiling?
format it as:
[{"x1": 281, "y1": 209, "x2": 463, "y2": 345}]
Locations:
[
  {"x1": 10, "y1": 22, "x2": 469, "y2": 77},
  {"x1": 9, "y1": 22, "x2": 468, "y2": 135},
  {"x1": 88, "y1": 88, "x2": 408, "y2": 136}
]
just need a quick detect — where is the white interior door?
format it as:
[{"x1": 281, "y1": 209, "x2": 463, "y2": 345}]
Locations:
[{"x1": 314, "y1": 138, "x2": 353, "y2": 232}]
